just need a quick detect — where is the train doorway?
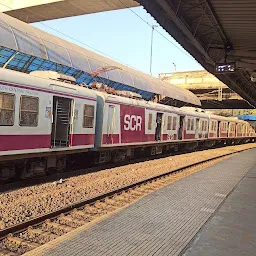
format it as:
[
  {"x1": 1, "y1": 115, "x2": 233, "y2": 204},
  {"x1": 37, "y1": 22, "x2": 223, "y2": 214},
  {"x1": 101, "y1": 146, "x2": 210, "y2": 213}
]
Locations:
[
  {"x1": 217, "y1": 121, "x2": 221, "y2": 137},
  {"x1": 195, "y1": 118, "x2": 200, "y2": 139},
  {"x1": 155, "y1": 113, "x2": 163, "y2": 141},
  {"x1": 178, "y1": 116, "x2": 185, "y2": 140},
  {"x1": 51, "y1": 96, "x2": 73, "y2": 148}
]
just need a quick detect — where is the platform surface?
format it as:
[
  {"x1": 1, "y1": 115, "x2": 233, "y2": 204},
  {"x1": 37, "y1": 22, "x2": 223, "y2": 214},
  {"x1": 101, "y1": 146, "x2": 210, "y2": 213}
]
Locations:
[
  {"x1": 183, "y1": 153, "x2": 256, "y2": 256},
  {"x1": 25, "y1": 148, "x2": 256, "y2": 256}
]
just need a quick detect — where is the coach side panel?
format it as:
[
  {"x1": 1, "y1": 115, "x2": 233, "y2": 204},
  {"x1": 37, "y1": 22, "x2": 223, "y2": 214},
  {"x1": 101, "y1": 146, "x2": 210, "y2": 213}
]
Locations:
[{"x1": 0, "y1": 81, "x2": 97, "y2": 157}]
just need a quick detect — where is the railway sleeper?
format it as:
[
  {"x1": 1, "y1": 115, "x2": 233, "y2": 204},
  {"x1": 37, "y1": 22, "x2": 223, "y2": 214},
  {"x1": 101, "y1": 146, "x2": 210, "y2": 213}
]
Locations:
[
  {"x1": 3, "y1": 235, "x2": 38, "y2": 254},
  {"x1": 56, "y1": 215, "x2": 86, "y2": 228},
  {"x1": 104, "y1": 198, "x2": 124, "y2": 207},
  {"x1": 126, "y1": 190, "x2": 143, "y2": 197},
  {"x1": 104, "y1": 198, "x2": 128, "y2": 207},
  {"x1": 93, "y1": 202, "x2": 110, "y2": 209},
  {"x1": 136, "y1": 186, "x2": 156, "y2": 193},
  {"x1": 83, "y1": 204, "x2": 106, "y2": 214},
  {"x1": 0, "y1": 247, "x2": 19, "y2": 256},
  {"x1": 42, "y1": 220, "x2": 73, "y2": 236},
  {"x1": 71, "y1": 210, "x2": 94, "y2": 222},
  {"x1": 21, "y1": 227, "x2": 57, "y2": 244},
  {"x1": 82, "y1": 208, "x2": 108, "y2": 217},
  {"x1": 115, "y1": 192, "x2": 139, "y2": 201}
]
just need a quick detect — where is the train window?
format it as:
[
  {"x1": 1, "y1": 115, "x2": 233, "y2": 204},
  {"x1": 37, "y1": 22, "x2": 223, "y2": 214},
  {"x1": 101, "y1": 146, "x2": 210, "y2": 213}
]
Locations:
[
  {"x1": 148, "y1": 113, "x2": 153, "y2": 130},
  {"x1": 191, "y1": 119, "x2": 194, "y2": 130},
  {"x1": 222, "y1": 122, "x2": 226, "y2": 131},
  {"x1": 0, "y1": 92, "x2": 15, "y2": 126},
  {"x1": 202, "y1": 121, "x2": 204, "y2": 131},
  {"x1": 187, "y1": 118, "x2": 191, "y2": 130},
  {"x1": 19, "y1": 96, "x2": 39, "y2": 127},
  {"x1": 172, "y1": 117, "x2": 177, "y2": 130},
  {"x1": 83, "y1": 104, "x2": 94, "y2": 128},
  {"x1": 167, "y1": 116, "x2": 172, "y2": 130}
]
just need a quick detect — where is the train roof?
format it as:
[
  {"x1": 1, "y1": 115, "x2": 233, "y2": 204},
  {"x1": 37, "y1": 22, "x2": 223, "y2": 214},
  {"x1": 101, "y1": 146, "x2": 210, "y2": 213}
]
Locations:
[
  {"x1": 0, "y1": 68, "x2": 98, "y2": 99},
  {"x1": 180, "y1": 107, "x2": 209, "y2": 118},
  {"x1": 96, "y1": 91, "x2": 187, "y2": 115},
  {"x1": 208, "y1": 114, "x2": 247, "y2": 123},
  {"x1": 182, "y1": 107, "x2": 249, "y2": 123}
]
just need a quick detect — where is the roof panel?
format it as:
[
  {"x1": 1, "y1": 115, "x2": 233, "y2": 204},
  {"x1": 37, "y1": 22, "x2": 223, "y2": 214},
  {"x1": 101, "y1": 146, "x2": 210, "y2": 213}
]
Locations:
[
  {"x1": 12, "y1": 28, "x2": 47, "y2": 58},
  {"x1": 43, "y1": 40, "x2": 70, "y2": 66},
  {"x1": 0, "y1": 15, "x2": 17, "y2": 50},
  {"x1": 119, "y1": 70, "x2": 134, "y2": 87},
  {"x1": 107, "y1": 69, "x2": 122, "y2": 84},
  {"x1": 68, "y1": 50, "x2": 91, "y2": 73}
]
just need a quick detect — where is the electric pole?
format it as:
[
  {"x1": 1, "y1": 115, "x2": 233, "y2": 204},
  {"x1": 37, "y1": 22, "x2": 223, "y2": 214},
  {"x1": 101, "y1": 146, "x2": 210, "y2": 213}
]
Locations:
[{"x1": 150, "y1": 25, "x2": 158, "y2": 75}]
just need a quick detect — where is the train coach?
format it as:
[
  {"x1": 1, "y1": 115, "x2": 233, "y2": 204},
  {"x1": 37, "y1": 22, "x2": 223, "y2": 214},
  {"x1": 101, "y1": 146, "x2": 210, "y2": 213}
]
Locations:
[{"x1": 0, "y1": 68, "x2": 255, "y2": 180}]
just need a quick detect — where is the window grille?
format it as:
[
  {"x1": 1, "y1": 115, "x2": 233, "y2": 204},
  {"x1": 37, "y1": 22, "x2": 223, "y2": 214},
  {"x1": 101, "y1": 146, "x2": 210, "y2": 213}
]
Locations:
[
  {"x1": 83, "y1": 104, "x2": 94, "y2": 128},
  {"x1": 0, "y1": 92, "x2": 15, "y2": 126},
  {"x1": 167, "y1": 116, "x2": 172, "y2": 130},
  {"x1": 172, "y1": 117, "x2": 177, "y2": 130},
  {"x1": 20, "y1": 96, "x2": 39, "y2": 127},
  {"x1": 148, "y1": 113, "x2": 152, "y2": 130},
  {"x1": 187, "y1": 118, "x2": 191, "y2": 130},
  {"x1": 191, "y1": 119, "x2": 194, "y2": 130}
]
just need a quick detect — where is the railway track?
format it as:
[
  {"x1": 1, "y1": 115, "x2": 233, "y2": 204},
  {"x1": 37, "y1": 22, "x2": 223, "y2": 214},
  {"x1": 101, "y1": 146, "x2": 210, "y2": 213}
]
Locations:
[{"x1": 0, "y1": 147, "x2": 251, "y2": 256}]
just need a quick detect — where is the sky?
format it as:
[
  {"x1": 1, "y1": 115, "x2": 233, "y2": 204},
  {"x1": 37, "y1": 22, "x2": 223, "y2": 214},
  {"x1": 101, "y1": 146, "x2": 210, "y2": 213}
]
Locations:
[{"x1": 33, "y1": 6, "x2": 203, "y2": 78}]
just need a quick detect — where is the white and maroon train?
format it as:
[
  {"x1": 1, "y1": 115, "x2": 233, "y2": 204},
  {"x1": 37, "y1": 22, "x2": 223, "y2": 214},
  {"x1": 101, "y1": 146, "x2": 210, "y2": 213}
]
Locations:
[{"x1": 0, "y1": 68, "x2": 255, "y2": 180}]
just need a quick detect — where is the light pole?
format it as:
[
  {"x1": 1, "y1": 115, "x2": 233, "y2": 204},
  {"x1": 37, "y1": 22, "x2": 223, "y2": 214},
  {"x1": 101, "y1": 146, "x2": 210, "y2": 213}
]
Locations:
[
  {"x1": 173, "y1": 62, "x2": 176, "y2": 72},
  {"x1": 150, "y1": 25, "x2": 158, "y2": 75}
]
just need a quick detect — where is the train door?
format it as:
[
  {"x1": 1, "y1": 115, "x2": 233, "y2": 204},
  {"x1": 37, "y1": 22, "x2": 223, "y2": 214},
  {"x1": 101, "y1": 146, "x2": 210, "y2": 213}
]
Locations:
[
  {"x1": 155, "y1": 112, "x2": 163, "y2": 141},
  {"x1": 178, "y1": 116, "x2": 185, "y2": 140},
  {"x1": 195, "y1": 118, "x2": 200, "y2": 139},
  {"x1": 51, "y1": 96, "x2": 73, "y2": 147},
  {"x1": 107, "y1": 105, "x2": 116, "y2": 144},
  {"x1": 217, "y1": 121, "x2": 221, "y2": 137}
]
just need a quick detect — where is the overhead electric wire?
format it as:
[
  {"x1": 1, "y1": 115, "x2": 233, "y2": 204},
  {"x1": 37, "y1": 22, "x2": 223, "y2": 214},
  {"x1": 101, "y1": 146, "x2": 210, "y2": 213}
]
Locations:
[
  {"x1": 117, "y1": 0, "x2": 196, "y2": 62},
  {"x1": 1, "y1": 0, "x2": 196, "y2": 66}
]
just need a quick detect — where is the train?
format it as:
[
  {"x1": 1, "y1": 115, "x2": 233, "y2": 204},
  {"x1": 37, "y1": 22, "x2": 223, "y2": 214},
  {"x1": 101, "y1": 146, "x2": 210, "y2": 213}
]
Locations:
[{"x1": 0, "y1": 68, "x2": 255, "y2": 181}]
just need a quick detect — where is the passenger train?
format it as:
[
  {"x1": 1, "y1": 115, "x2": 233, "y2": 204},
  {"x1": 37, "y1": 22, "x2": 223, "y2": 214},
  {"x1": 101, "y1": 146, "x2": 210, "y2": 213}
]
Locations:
[{"x1": 0, "y1": 68, "x2": 255, "y2": 180}]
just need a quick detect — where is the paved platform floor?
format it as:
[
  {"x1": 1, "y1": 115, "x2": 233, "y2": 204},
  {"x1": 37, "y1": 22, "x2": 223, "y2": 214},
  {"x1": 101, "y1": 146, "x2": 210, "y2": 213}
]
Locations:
[
  {"x1": 25, "y1": 148, "x2": 256, "y2": 256},
  {"x1": 183, "y1": 153, "x2": 256, "y2": 256}
]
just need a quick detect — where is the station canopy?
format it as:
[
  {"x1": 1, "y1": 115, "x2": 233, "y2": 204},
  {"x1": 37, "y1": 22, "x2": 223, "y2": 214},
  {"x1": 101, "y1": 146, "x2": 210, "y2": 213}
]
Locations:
[{"x1": 0, "y1": 13, "x2": 201, "y2": 106}]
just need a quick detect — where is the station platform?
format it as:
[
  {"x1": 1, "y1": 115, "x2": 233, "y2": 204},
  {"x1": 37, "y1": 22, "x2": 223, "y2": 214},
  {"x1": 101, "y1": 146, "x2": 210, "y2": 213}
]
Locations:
[{"x1": 25, "y1": 148, "x2": 256, "y2": 256}]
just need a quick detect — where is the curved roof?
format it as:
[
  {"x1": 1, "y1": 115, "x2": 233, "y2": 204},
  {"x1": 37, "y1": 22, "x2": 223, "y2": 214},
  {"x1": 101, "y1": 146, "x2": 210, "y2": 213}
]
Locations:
[{"x1": 0, "y1": 12, "x2": 200, "y2": 106}]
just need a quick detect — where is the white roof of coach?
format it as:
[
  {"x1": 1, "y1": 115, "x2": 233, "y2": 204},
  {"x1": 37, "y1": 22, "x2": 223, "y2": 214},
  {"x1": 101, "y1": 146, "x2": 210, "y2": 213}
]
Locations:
[
  {"x1": 97, "y1": 92, "x2": 187, "y2": 115},
  {"x1": 180, "y1": 107, "x2": 209, "y2": 118},
  {"x1": 0, "y1": 68, "x2": 97, "y2": 99},
  {"x1": 207, "y1": 113, "x2": 247, "y2": 123}
]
